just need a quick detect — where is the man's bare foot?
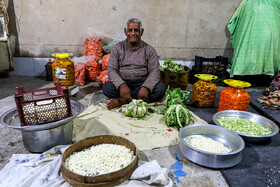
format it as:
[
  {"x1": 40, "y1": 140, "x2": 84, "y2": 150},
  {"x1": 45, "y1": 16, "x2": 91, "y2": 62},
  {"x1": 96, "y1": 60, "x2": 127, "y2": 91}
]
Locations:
[{"x1": 106, "y1": 98, "x2": 128, "y2": 110}]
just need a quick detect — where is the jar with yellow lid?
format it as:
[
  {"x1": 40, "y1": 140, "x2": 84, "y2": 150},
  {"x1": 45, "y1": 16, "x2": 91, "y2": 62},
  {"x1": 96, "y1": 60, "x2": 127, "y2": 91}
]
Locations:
[
  {"x1": 218, "y1": 79, "x2": 251, "y2": 111},
  {"x1": 52, "y1": 53, "x2": 75, "y2": 86},
  {"x1": 192, "y1": 74, "x2": 217, "y2": 107}
]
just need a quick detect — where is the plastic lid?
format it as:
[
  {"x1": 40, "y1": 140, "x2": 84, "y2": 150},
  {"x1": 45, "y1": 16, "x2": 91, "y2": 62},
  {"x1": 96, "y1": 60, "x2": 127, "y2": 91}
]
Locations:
[
  {"x1": 52, "y1": 53, "x2": 73, "y2": 58},
  {"x1": 195, "y1": 74, "x2": 218, "y2": 81},
  {"x1": 224, "y1": 79, "x2": 251, "y2": 88}
]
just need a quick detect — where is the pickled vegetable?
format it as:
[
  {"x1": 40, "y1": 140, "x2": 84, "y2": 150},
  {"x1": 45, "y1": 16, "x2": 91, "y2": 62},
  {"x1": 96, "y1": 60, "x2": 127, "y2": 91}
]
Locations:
[
  {"x1": 218, "y1": 87, "x2": 250, "y2": 111},
  {"x1": 192, "y1": 80, "x2": 217, "y2": 107},
  {"x1": 52, "y1": 53, "x2": 75, "y2": 86},
  {"x1": 192, "y1": 74, "x2": 217, "y2": 108},
  {"x1": 218, "y1": 79, "x2": 251, "y2": 111}
]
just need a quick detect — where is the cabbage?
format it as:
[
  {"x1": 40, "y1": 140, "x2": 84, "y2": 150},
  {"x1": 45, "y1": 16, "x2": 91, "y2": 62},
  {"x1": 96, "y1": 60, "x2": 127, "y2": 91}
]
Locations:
[
  {"x1": 160, "y1": 60, "x2": 185, "y2": 72},
  {"x1": 123, "y1": 99, "x2": 149, "y2": 118}
]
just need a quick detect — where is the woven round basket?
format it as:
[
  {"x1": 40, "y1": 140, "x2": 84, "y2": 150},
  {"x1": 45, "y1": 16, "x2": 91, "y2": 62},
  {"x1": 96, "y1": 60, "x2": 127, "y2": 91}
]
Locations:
[
  {"x1": 61, "y1": 135, "x2": 138, "y2": 187},
  {"x1": 160, "y1": 66, "x2": 190, "y2": 90}
]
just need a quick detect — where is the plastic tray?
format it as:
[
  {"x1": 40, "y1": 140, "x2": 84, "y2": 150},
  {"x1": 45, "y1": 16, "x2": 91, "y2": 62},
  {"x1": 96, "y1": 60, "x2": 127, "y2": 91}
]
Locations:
[{"x1": 194, "y1": 55, "x2": 229, "y2": 73}]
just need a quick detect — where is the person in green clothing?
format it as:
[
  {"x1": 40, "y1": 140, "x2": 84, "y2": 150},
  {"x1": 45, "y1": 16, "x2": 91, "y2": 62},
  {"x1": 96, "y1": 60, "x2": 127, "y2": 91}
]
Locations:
[{"x1": 227, "y1": 0, "x2": 280, "y2": 78}]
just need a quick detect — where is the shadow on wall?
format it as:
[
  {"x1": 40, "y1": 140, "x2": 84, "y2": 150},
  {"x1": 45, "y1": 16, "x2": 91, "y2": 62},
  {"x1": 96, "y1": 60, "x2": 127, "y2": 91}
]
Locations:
[
  {"x1": 223, "y1": 25, "x2": 233, "y2": 61},
  {"x1": 7, "y1": 0, "x2": 20, "y2": 57}
]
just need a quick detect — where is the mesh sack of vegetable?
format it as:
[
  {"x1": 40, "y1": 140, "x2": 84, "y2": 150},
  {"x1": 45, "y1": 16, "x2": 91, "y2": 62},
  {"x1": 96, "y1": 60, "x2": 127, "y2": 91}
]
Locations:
[
  {"x1": 75, "y1": 64, "x2": 86, "y2": 86},
  {"x1": 85, "y1": 59, "x2": 102, "y2": 81},
  {"x1": 102, "y1": 54, "x2": 110, "y2": 70},
  {"x1": 73, "y1": 55, "x2": 96, "y2": 86},
  {"x1": 84, "y1": 36, "x2": 104, "y2": 60},
  {"x1": 97, "y1": 70, "x2": 109, "y2": 86}
]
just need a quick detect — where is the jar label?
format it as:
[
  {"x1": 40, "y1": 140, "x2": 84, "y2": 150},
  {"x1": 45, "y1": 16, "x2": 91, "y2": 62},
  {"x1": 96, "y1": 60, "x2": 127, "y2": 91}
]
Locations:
[{"x1": 55, "y1": 67, "x2": 67, "y2": 79}]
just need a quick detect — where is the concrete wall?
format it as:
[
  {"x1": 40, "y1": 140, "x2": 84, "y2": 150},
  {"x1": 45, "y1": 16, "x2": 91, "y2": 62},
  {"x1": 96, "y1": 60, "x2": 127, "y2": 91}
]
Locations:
[{"x1": 5, "y1": 0, "x2": 241, "y2": 60}]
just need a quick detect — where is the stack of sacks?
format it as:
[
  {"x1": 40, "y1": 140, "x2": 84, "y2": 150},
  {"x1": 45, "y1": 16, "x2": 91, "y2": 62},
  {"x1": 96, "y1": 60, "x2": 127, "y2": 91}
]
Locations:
[
  {"x1": 84, "y1": 36, "x2": 104, "y2": 81},
  {"x1": 98, "y1": 54, "x2": 110, "y2": 86}
]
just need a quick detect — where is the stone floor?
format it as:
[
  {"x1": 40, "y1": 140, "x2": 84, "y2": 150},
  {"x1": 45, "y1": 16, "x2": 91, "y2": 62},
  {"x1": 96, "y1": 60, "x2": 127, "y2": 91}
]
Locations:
[{"x1": 0, "y1": 76, "x2": 267, "y2": 186}]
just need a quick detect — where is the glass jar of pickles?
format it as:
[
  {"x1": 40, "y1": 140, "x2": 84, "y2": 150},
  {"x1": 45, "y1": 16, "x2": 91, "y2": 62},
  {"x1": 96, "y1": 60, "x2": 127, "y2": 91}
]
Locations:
[
  {"x1": 52, "y1": 53, "x2": 75, "y2": 86},
  {"x1": 218, "y1": 79, "x2": 251, "y2": 111},
  {"x1": 192, "y1": 74, "x2": 217, "y2": 108}
]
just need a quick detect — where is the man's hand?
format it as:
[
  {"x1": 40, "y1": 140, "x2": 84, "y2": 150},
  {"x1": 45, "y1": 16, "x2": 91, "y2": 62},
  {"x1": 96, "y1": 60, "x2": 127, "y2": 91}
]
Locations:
[
  {"x1": 119, "y1": 83, "x2": 131, "y2": 101},
  {"x1": 138, "y1": 87, "x2": 149, "y2": 101}
]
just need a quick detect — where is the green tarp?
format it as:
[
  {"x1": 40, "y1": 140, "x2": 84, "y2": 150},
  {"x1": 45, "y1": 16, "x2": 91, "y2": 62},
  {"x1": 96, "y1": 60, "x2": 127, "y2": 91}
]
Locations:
[{"x1": 228, "y1": 0, "x2": 280, "y2": 77}]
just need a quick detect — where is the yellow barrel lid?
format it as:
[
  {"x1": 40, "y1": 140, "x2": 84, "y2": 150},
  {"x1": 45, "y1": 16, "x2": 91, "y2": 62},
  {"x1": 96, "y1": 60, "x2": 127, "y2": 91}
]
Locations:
[
  {"x1": 52, "y1": 53, "x2": 73, "y2": 58},
  {"x1": 195, "y1": 74, "x2": 218, "y2": 81},
  {"x1": 224, "y1": 79, "x2": 251, "y2": 88}
]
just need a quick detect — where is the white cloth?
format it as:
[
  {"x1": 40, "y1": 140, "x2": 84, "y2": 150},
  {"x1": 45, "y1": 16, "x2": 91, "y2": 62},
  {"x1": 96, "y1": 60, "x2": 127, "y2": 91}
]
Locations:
[
  {"x1": 0, "y1": 145, "x2": 70, "y2": 187},
  {"x1": 118, "y1": 160, "x2": 173, "y2": 187},
  {"x1": 0, "y1": 146, "x2": 173, "y2": 187}
]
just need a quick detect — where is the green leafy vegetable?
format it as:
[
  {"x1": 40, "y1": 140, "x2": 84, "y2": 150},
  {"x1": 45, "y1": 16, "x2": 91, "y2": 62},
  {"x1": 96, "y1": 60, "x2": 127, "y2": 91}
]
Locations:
[
  {"x1": 160, "y1": 60, "x2": 185, "y2": 72},
  {"x1": 217, "y1": 117, "x2": 272, "y2": 136},
  {"x1": 164, "y1": 104, "x2": 193, "y2": 130},
  {"x1": 165, "y1": 86, "x2": 190, "y2": 108}
]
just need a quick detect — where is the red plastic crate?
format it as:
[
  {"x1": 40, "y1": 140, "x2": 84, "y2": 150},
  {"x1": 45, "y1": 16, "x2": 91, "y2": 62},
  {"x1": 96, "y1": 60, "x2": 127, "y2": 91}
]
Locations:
[{"x1": 14, "y1": 82, "x2": 72, "y2": 126}]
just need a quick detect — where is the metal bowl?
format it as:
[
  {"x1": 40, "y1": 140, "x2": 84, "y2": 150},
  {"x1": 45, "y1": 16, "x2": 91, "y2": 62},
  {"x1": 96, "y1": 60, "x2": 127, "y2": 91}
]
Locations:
[
  {"x1": 179, "y1": 124, "x2": 245, "y2": 168},
  {"x1": 213, "y1": 110, "x2": 279, "y2": 142},
  {"x1": 0, "y1": 100, "x2": 84, "y2": 153}
]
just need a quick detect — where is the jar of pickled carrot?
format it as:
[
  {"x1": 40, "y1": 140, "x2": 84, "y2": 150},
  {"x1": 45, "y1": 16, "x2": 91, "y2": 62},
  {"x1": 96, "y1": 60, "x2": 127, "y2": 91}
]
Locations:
[
  {"x1": 218, "y1": 79, "x2": 251, "y2": 111},
  {"x1": 192, "y1": 74, "x2": 217, "y2": 108},
  {"x1": 52, "y1": 53, "x2": 75, "y2": 86}
]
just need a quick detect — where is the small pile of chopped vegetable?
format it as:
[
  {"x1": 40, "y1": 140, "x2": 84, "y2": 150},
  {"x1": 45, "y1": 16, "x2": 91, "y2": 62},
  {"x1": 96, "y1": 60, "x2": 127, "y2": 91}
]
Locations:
[
  {"x1": 217, "y1": 117, "x2": 272, "y2": 136},
  {"x1": 184, "y1": 135, "x2": 231, "y2": 154},
  {"x1": 165, "y1": 86, "x2": 190, "y2": 108},
  {"x1": 121, "y1": 99, "x2": 149, "y2": 118},
  {"x1": 164, "y1": 104, "x2": 193, "y2": 130},
  {"x1": 160, "y1": 60, "x2": 185, "y2": 72}
]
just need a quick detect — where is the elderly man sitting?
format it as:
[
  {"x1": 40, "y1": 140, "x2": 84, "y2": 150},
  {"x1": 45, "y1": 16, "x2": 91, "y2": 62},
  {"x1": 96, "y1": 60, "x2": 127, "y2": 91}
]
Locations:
[{"x1": 102, "y1": 18, "x2": 166, "y2": 109}]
